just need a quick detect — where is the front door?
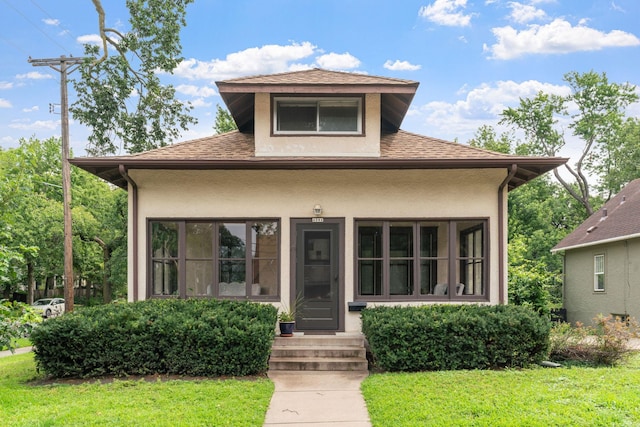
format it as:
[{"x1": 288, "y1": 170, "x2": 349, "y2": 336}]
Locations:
[{"x1": 292, "y1": 221, "x2": 342, "y2": 331}]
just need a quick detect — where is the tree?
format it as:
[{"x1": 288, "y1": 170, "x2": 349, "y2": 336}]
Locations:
[
  {"x1": 71, "y1": 0, "x2": 197, "y2": 155},
  {"x1": 501, "y1": 71, "x2": 638, "y2": 216},
  {"x1": 1, "y1": 138, "x2": 127, "y2": 304},
  {"x1": 468, "y1": 124, "x2": 513, "y2": 154},
  {"x1": 213, "y1": 104, "x2": 238, "y2": 134}
]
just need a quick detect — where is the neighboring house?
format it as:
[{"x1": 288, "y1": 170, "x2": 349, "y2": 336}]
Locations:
[
  {"x1": 552, "y1": 178, "x2": 640, "y2": 325},
  {"x1": 71, "y1": 68, "x2": 565, "y2": 333}
]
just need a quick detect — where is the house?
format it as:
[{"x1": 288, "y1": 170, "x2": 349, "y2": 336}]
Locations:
[
  {"x1": 71, "y1": 68, "x2": 566, "y2": 333},
  {"x1": 552, "y1": 178, "x2": 640, "y2": 325}
]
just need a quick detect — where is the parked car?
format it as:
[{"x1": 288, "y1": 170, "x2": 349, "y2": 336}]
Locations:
[{"x1": 31, "y1": 298, "x2": 65, "y2": 318}]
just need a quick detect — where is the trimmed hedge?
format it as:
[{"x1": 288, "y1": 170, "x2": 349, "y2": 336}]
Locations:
[
  {"x1": 361, "y1": 305, "x2": 551, "y2": 371},
  {"x1": 30, "y1": 299, "x2": 278, "y2": 378}
]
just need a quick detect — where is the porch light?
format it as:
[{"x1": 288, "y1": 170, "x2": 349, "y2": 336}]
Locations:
[{"x1": 313, "y1": 204, "x2": 323, "y2": 216}]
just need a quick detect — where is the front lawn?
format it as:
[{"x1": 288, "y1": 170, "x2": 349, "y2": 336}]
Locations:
[
  {"x1": 0, "y1": 353, "x2": 274, "y2": 426},
  {"x1": 362, "y1": 353, "x2": 640, "y2": 426}
]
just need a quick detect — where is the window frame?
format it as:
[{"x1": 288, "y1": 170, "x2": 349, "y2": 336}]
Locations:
[
  {"x1": 147, "y1": 218, "x2": 280, "y2": 301},
  {"x1": 355, "y1": 219, "x2": 489, "y2": 302},
  {"x1": 272, "y1": 95, "x2": 364, "y2": 136},
  {"x1": 594, "y1": 253, "x2": 605, "y2": 292}
]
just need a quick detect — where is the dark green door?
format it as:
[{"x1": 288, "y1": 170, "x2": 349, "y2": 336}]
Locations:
[{"x1": 294, "y1": 222, "x2": 340, "y2": 331}]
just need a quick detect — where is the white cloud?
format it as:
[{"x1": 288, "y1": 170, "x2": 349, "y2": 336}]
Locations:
[
  {"x1": 77, "y1": 34, "x2": 105, "y2": 45},
  {"x1": 0, "y1": 98, "x2": 12, "y2": 108},
  {"x1": 0, "y1": 81, "x2": 13, "y2": 90},
  {"x1": 43, "y1": 18, "x2": 60, "y2": 26},
  {"x1": 485, "y1": 18, "x2": 640, "y2": 59},
  {"x1": 383, "y1": 60, "x2": 421, "y2": 71},
  {"x1": 16, "y1": 71, "x2": 53, "y2": 80},
  {"x1": 316, "y1": 52, "x2": 361, "y2": 70},
  {"x1": 175, "y1": 84, "x2": 218, "y2": 98},
  {"x1": 415, "y1": 79, "x2": 571, "y2": 141},
  {"x1": 419, "y1": 0, "x2": 472, "y2": 27},
  {"x1": 508, "y1": 2, "x2": 546, "y2": 24},
  {"x1": 22, "y1": 106, "x2": 40, "y2": 112},
  {"x1": 173, "y1": 42, "x2": 318, "y2": 81},
  {"x1": 9, "y1": 119, "x2": 59, "y2": 131},
  {"x1": 190, "y1": 98, "x2": 212, "y2": 108}
]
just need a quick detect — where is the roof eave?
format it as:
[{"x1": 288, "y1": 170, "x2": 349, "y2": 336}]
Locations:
[
  {"x1": 70, "y1": 156, "x2": 567, "y2": 191},
  {"x1": 551, "y1": 232, "x2": 640, "y2": 253}
]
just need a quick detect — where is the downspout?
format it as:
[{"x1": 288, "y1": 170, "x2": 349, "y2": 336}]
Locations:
[
  {"x1": 498, "y1": 164, "x2": 517, "y2": 304},
  {"x1": 119, "y1": 165, "x2": 139, "y2": 302}
]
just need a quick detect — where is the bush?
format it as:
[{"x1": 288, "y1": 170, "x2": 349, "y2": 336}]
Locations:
[
  {"x1": 549, "y1": 315, "x2": 639, "y2": 366},
  {"x1": 361, "y1": 305, "x2": 550, "y2": 372},
  {"x1": 0, "y1": 300, "x2": 41, "y2": 352},
  {"x1": 30, "y1": 299, "x2": 278, "y2": 378}
]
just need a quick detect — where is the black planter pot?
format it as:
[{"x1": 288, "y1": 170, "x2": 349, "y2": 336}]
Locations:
[{"x1": 279, "y1": 321, "x2": 295, "y2": 337}]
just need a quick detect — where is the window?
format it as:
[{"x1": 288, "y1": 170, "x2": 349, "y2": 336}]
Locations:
[
  {"x1": 356, "y1": 220, "x2": 487, "y2": 300},
  {"x1": 274, "y1": 97, "x2": 362, "y2": 134},
  {"x1": 150, "y1": 220, "x2": 279, "y2": 299},
  {"x1": 594, "y1": 254, "x2": 605, "y2": 292}
]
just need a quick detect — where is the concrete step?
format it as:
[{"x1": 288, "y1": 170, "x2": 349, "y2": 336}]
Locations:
[
  {"x1": 271, "y1": 345, "x2": 366, "y2": 359},
  {"x1": 269, "y1": 357, "x2": 368, "y2": 371},
  {"x1": 269, "y1": 334, "x2": 368, "y2": 372},
  {"x1": 272, "y1": 335, "x2": 365, "y2": 347}
]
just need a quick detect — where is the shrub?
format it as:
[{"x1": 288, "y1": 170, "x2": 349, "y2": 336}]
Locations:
[
  {"x1": 30, "y1": 299, "x2": 277, "y2": 378},
  {"x1": 361, "y1": 304, "x2": 550, "y2": 372},
  {"x1": 549, "y1": 315, "x2": 639, "y2": 366},
  {"x1": 0, "y1": 300, "x2": 41, "y2": 352}
]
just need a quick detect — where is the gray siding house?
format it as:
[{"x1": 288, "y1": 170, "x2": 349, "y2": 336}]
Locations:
[{"x1": 552, "y1": 178, "x2": 640, "y2": 325}]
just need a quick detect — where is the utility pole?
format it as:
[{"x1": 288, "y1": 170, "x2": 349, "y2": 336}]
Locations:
[{"x1": 28, "y1": 55, "x2": 87, "y2": 313}]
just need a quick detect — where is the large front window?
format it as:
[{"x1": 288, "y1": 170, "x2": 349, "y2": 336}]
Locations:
[
  {"x1": 274, "y1": 97, "x2": 362, "y2": 134},
  {"x1": 150, "y1": 220, "x2": 279, "y2": 299},
  {"x1": 356, "y1": 220, "x2": 487, "y2": 300}
]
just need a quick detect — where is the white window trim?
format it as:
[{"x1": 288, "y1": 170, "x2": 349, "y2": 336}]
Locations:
[
  {"x1": 594, "y1": 254, "x2": 605, "y2": 292},
  {"x1": 273, "y1": 96, "x2": 363, "y2": 135}
]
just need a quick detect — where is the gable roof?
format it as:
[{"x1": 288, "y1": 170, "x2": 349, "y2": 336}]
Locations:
[
  {"x1": 70, "y1": 130, "x2": 566, "y2": 191},
  {"x1": 552, "y1": 178, "x2": 640, "y2": 252},
  {"x1": 216, "y1": 68, "x2": 419, "y2": 133}
]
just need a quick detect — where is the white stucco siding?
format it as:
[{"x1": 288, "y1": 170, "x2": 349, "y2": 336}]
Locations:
[
  {"x1": 128, "y1": 168, "x2": 505, "y2": 332},
  {"x1": 253, "y1": 93, "x2": 381, "y2": 157}
]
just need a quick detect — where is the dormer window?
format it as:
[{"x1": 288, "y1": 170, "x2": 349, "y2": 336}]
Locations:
[{"x1": 274, "y1": 96, "x2": 363, "y2": 135}]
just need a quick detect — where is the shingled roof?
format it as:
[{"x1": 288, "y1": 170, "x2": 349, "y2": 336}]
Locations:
[
  {"x1": 70, "y1": 129, "x2": 566, "y2": 190},
  {"x1": 216, "y1": 68, "x2": 419, "y2": 132},
  {"x1": 552, "y1": 178, "x2": 640, "y2": 252}
]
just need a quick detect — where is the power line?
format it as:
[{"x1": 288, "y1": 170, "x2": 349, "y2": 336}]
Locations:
[{"x1": 1, "y1": 0, "x2": 71, "y2": 54}]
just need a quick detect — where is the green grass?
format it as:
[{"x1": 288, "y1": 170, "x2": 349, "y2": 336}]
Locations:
[
  {"x1": 1, "y1": 337, "x2": 31, "y2": 351},
  {"x1": 362, "y1": 353, "x2": 640, "y2": 426},
  {"x1": 0, "y1": 353, "x2": 274, "y2": 426}
]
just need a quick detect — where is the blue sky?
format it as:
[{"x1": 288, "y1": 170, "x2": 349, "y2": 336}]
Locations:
[{"x1": 1, "y1": 0, "x2": 639, "y2": 161}]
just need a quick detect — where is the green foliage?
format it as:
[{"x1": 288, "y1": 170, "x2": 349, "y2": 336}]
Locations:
[
  {"x1": 71, "y1": 0, "x2": 197, "y2": 155},
  {"x1": 361, "y1": 305, "x2": 550, "y2": 372},
  {"x1": 31, "y1": 299, "x2": 277, "y2": 378},
  {"x1": 549, "y1": 315, "x2": 639, "y2": 366},
  {"x1": 214, "y1": 104, "x2": 238, "y2": 134},
  {"x1": 0, "y1": 300, "x2": 42, "y2": 352},
  {"x1": 0, "y1": 137, "x2": 127, "y2": 302},
  {"x1": 501, "y1": 71, "x2": 638, "y2": 215},
  {"x1": 468, "y1": 124, "x2": 513, "y2": 154}
]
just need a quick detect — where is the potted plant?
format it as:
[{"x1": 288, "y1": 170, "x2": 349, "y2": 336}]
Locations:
[{"x1": 278, "y1": 294, "x2": 302, "y2": 337}]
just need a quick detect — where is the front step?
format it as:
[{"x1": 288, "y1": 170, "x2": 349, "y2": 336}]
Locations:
[{"x1": 269, "y1": 334, "x2": 368, "y2": 372}]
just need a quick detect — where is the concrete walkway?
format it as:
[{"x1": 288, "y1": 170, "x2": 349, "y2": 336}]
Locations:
[
  {"x1": 264, "y1": 371, "x2": 372, "y2": 427},
  {"x1": 0, "y1": 346, "x2": 33, "y2": 358}
]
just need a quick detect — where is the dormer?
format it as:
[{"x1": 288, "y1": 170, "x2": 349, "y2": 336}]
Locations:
[{"x1": 216, "y1": 68, "x2": 419, "y2": 157}]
